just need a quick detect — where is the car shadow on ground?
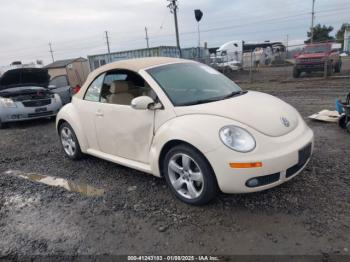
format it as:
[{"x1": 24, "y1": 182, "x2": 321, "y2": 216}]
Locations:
[{"x1": 2, "y1": 117, "x2": 55, "y2": 130}]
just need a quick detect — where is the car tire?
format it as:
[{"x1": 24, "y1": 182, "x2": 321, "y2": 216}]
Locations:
[
  {"x1": 163, "y1": 144, "x2": 218, "y2": 205},
  {"x1": 346, "y1": 122, "x2": 350, "y2": 134},
  {"x1": 334, "y1": 63, "x2": 341, "y2": 73},
  {"x1": 338, "y1": 115, "x2": 347, "y2": 129},
  {"x1": 327, "y1": 64, "x2": 333, "y2": 76},
  {"x1": 293, "y1": 67, "x2": 300, "y2": 78},
  {"x1": 59, "y1": 122, "x2": 83, "y2": 160},
  {"x1": 0, "y1": 119, "x2": 7, "y2": 129}
]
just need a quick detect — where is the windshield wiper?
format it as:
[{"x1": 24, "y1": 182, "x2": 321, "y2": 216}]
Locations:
[
  {"x1": 221, "y1": 90, "x2": 247, "y2": 99},
  {"x1": 178, "y1": 91, "x2": 247, "y2": 106},
  {"x1": 178, "y1": 97, "x2": 222, "y2": 106}
]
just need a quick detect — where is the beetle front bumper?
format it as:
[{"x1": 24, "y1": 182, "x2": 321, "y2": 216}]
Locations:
[{"x1": 204, "y1": 123, "x2": 314, "y2": 194}]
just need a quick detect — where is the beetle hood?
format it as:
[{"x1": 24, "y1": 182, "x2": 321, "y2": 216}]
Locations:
[{"x1": 173, "y1": 91, "x2": 299, "y2": 137}]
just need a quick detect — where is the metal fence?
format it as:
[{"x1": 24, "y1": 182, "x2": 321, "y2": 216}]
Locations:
[
  {"x1": 87, "y1": 43, "x2": 350, "y2": 83},
  {"x1": 88, "y1": 46, "x2": 210, "y2": 71}
]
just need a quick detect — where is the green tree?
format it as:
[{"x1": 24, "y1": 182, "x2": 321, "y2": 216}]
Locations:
[
  {"x1": 336, "y1": 23, "x2": 350, "y2": 48},
  {"x1": 305, "y1": 24, "x2": 335, "y2": 43}
]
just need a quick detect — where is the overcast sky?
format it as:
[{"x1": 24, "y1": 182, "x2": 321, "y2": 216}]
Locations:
[{"x1": 0, "y1": 0, "x2": 349, "y2": 66}]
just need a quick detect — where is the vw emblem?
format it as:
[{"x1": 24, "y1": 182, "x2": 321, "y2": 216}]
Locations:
[{"x1": 281, "y1": 117, "x2": 290, "y2": 127}]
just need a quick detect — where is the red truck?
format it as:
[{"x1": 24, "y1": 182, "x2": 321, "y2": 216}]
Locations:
[{"x1": 293, "y1": 42, "x2": 342, "y2": 78}]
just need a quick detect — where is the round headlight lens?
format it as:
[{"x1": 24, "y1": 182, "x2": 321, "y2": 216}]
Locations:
[{"x1": 219, "y1": 126, "x2": 256, "y2": 152}]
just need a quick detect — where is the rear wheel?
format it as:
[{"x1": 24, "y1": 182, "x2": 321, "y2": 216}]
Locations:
[
  {"x1": 293, "y1": 67, "x2": 300, "y2": 78},
  {"x1": 59, "y1": 122, "x2": 83, "y2": 160},
  {"x1": 163, "y1": 144, "x2": 218, "y2": 205},
  {"x1": 338, "y1": 115, "x2": 347, "y2": 129},
  {"x1": 334, "y1": 62, "x2": 341, "y2": 73}
]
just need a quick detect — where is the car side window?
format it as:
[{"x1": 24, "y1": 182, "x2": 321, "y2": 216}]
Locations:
[
  {"x1": 100, "y1": 70, "x2": 156, "y2": 105},
  {"x1": 50, "y1": 75, "x2": 68, "y2": 87},
  {"x1": 84, "y1": 73, "x2": 105, "y2": 102}
]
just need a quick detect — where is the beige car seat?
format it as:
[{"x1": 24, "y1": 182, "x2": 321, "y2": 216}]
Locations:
[{"x1": 107, "y1": 81, "x2": 134, "y2": 105}]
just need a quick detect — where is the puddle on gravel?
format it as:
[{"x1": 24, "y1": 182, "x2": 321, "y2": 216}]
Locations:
[{"x1": 4, "y1": 170, "x2": 105, "y2": 197}]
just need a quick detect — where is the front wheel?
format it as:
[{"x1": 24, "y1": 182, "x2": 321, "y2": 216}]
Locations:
[
  {"x1": 163, "y1": 144, "x2": 218, "y2": 205},
  {"x1": 59, "y1": 122, "x2": 83, "y2": 160},
  {"x1": 293, "y1": 67, "x2": 300, "y2": 78}
]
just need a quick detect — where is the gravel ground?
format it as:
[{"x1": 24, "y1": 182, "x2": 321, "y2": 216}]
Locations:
[{"x1": 0, "y1": 77, "x2": 350, "y2": 259}]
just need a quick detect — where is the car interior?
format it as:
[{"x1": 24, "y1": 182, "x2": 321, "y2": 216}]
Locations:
[{"x1": 100, "y1": 70, "x2": 156, "y2": 105}]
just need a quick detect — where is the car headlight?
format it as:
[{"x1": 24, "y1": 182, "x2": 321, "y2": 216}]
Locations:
[
  {"x1": 0, "y1": 97, "x2": 17, "y2": 108},
  {"x1": 219, "y1": 126, "x2": 256, "y2": 152},
  {"x1": 53, "y1": 94, "x2": 61, "y2": 103}
]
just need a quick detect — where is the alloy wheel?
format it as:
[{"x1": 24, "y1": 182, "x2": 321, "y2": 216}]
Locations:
[
  {"x1": 167, "y1": 153, "x2": 204, "y2": 199},
  {"x1": 60, "y1": 126, "x2": 76, "y2": 157}
]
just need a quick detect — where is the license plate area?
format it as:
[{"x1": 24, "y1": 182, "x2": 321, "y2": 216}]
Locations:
[
  {"x1": 299, "y1": 143, "x2": 312, "y2": 166},
  {"x1": 35, "y1": 107, "x2": 47, "y2": 113}
]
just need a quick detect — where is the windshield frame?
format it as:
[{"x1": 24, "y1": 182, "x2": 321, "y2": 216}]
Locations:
[{"x1": 146, "y1": 62, "x2": 243, "y2": 107}]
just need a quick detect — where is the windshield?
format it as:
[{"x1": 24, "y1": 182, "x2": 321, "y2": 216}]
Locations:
[
  {"x1": 147, "y1": 63, "x2": 242, "y2": 106},
  {"x1": 303, "y1": 45, "x2": 329, "y2": 54}
]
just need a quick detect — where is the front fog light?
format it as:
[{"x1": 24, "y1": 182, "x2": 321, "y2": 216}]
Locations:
[{"x1": 219, "y1": 126, "x2": 256, "y2": 152}]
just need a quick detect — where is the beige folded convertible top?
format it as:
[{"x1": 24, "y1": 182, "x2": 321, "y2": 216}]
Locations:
[
  {"x1": 96, "y1": 57, "x2": 189, "y2": 73},
  {"x1": 76, "y1": 57, "x2": 192, "y2": 100}
]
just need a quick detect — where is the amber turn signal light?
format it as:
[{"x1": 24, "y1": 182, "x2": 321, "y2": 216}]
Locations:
[{"x1": 229, "y1": 162, "x2": 263, "y2": 168}]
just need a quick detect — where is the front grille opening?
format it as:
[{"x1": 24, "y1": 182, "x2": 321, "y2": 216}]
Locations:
[
  {"x1": 28, "y1": 111, "x2": 54, "y2": 118},
  {"x1": 22, "y1": 99, "x2": 51, "y2": 107},
  {"x1": 246, "y1": 173, "x2": 280, "y2": 188}
]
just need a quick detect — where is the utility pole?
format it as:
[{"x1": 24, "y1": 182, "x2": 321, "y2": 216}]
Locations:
[
  {"x1": 145, "y1": 27, "x2": 150, "y2": 49},
  {"x1": 167, "y1": 0, "x2": 181, "y2": 57},
  {"x1": 310, "y1": 0, "x2": 315, "y2": 43},
  {"x1": 48, "y1": 42, "x2": 54, "y2": 62},
  {"x1": 286, "y1": 34, "x2": 289, "y2": 58},
  {"x1": 105, "y1": 31, "x2": 111, "y2": 62}
]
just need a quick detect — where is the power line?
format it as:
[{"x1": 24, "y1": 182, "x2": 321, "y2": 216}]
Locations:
[{"x1": 1, "y1": 4, "x2": 350, "y2": 64}]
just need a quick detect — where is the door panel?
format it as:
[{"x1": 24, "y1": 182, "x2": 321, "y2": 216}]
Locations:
[
  {"x1": 95, "y1": 103, "x2": 154, "y2": 163},
  {"x1": 75, "y1": 73, "x2": 105, "y2": 150},
  {"x1": 74, "y1": 99, "x2": 100, "y2": 150},
  {"x1": 93, "y1": 69, "x2": 156, "y2": 164}
]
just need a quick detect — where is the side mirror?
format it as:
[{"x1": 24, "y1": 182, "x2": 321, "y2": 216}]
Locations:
[{"x1": 131, "y1": 96, "x2": 155, "y2": 110}]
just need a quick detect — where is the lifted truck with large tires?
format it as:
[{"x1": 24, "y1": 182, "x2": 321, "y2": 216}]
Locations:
[{"x1": 293, "y1": 43, "x2": 342, "y2": 78}]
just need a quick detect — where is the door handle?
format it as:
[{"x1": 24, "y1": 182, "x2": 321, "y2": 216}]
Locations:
[{"x1": 95, "y1": 111, "x2": 104, "y2": 117}]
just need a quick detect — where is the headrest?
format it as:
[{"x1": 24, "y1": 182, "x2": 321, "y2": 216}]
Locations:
[{"x1": 110, "y1": 80, "x2": 129, "y2": 93}]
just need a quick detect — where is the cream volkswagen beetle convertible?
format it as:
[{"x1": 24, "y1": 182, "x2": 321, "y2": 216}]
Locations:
[{"x1": 56, "y1": 57, "x2": 314, "y2": 205}]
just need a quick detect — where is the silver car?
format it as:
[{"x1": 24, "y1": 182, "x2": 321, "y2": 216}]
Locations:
[{"x1": 0, "y1": 68, "x2": 64, "y2": 128}]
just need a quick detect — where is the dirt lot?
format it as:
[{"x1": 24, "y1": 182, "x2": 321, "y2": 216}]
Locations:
[{"x1": 1, "y1": 77, "x2": 350, "y2": 259}]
